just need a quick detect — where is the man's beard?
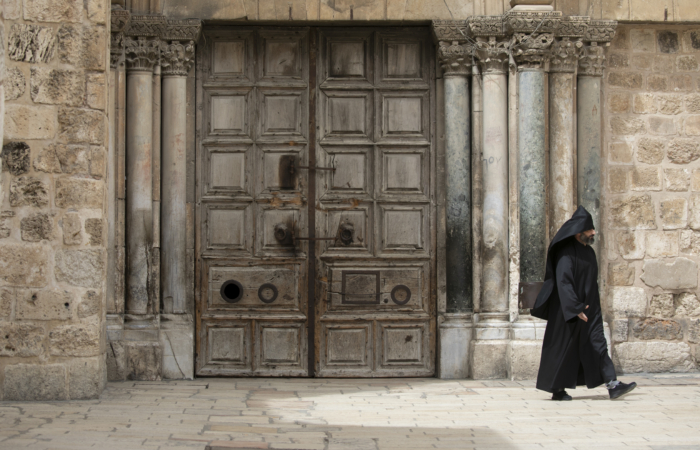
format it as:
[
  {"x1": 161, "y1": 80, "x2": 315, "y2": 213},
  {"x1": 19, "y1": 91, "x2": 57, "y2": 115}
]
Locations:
[{"x1": 580, "y1": 235, "x2": 595, "y2": 245}]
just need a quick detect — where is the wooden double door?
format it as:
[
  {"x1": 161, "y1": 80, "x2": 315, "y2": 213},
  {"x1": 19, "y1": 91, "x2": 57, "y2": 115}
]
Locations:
[{"x1": 196, "y1": 26, "x2": 436, "y2": 377}]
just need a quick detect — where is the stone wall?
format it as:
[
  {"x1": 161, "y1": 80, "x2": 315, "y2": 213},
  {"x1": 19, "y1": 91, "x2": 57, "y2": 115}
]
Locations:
[
  {"x1": 0, "y1": 0, "x2": 109, "y2": 400},
  {"x1": 604, "y1": 24, "x2": 700, "y2": 373}
]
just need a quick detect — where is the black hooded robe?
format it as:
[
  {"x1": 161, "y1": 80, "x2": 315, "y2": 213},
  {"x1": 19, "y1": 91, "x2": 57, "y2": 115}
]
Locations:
[{"x1": 531, "y1": 206, "x2": 616, "y2": 393}]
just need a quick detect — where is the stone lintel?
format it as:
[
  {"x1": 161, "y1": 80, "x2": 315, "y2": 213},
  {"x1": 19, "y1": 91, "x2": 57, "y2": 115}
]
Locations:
[
  {"x1": 468, "y1": 16, "x2": 507, "y2": 38},
  {"x1": 584, "y1": 19, "x2": 618, "y2": 44},
  {"x1": 505, "y1": 10, "x2": 562, "y2": 34},
  {"x1": 432, "y1": 20, "x2": 471, "y2": 43}
]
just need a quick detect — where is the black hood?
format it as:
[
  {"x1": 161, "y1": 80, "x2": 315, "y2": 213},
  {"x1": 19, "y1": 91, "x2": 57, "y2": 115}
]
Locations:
[{"x1": 548, "y1": 205, "x2": 595, "y2": 251}]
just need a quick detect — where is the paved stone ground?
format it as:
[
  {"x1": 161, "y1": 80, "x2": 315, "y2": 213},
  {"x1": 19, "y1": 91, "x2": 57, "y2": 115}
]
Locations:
[{"x1": 1, "y1": 375, "x2": 700, "y2": 450}]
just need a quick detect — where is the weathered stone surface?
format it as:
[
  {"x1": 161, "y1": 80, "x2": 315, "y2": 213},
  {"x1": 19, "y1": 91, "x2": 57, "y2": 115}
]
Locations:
[
  {"x1": 79, "y1": 290, "x2": 100, "y2": 318},
  {"x1": 660, "y1": 198, "x2": 687, "y2": 229},
  {"x1": 90, "y1": 146, "x2": 105, "y2": 178},
  {"x1": 686, "y1": 93, "x2": 700, "y2": 113},
  {"x1": 609, "y1": 141, "x2": 633, "y2": 163},
  {"x1": 2, "y1": 142, "x2": 30, "y2": 176},
  {"x1": 693, "y1": 170, "x2": 700, "y2": 191},
  {"x1": 683, "y1": 30, "x2": 700, "y2": 52},
  {"x1": 611, "y1": 287, "x2": 647, "y2": 318},
  {"x1": 617, "y1": 230, "x2": 646, "y2": 259},
  {"x1": 685, "y1": 115, "x2": 700, "y2": 135},
  {"x1": 5, "y1": 104, "x2": 56, "y2": 140},
  {"x1": 126, "y1": 342, "x2": 162, "y2": 381},
  {"x1": 58, "y1": 108, "x2": 105, "y2": 145},
  {"x1": 33, "y1": 143, "x2": 62, "y2": 173},
  {"x1": 608, "y1": 261, "x2": 635, "y2": 286},
  {"x1": 54, "y1": 249, "x2": 104, "y2": 289},
  {"x1": 55, "y1": 144, "x2": 89, "y2": 174},
  {"x1": 7, "y1": 24, "x2": 56, "y2": 63},
  {"x1": 689, "y1": 194, "x2": 700, "y2": 230},
  {"x1": 0, "y1": 212, "x2": 14, "y2": 239},
  {"x1": 86, "y1": 0, "x2": 108, "y2": 24},
  {"x1": 677, "y1": 55, "x2": 699, "y2": 71},
  {"x1": 658, "y1": 31, "x2": 679, "y2": 53},
  {"x1": 23, "y1": 0, "x2": 83, "y2": 23},
  {"x1": 62, "y1": 211, "x2": 82, "y2": 245},
  {"x1": 610, "y1": 195, "x2": 656, "y2": 230},
  {"x1": 608, "y1": 167, "x2": 629, "y2": 193},
  {"x1": 689, "y1": 319, "x2": 700, "y2": 344},
  {"x1": 647, "y1": 75, "x2": 669, "y2": 92},
  {"x1": 472, "y1": 341, "x2": 507, "y2": 380},
  {"x1": 3, "y1": 364, "x2": 67, "y2": 401},
  {"x1": 633, "y1": 318, "x2": 683, "y2": 340},
  {"x1": 608, "y1": 53, "x2": 629, "y2": 68},
  {"x1": 631, "y1": 54, "x2": 654, "y2": 69},
  {"x1": 507, "y1": 340, "x2": 541, "y2": 381},
  {"x1": 85, "y1": 218, "x2": 103, "y2": 246},
  {"x1": 648, "y1": 116, "x2": 676, "y2": 135},
  {"x1": 0, "y1": 288, "x2": 12, "y2": 319},
  {"x1": 672, "y1": 74, "x2": 695, "y2": 91},
  {"x1": 668, "y1": 138, "x2": 700, "y2": 164},
  {"x1": 665, "y1": 168, "x2": 690, "y2": 191},
  {"x1": 608, "y1": 92, "x2": 630, "y2": 113},
  {"x1": 0, "y1": 323, "x2": 44, "y2": 356},
  {"x1": 57, "y1": 24, "x2": 107, "y2": 71},
  {"x1": 658, "y1": 95, "x2": 683, "y2": 114},
  {"x1": 49, "y1": 319, "x2": 100, "y2": 356},
  {"x1": 0, "y1": 243, "x2": 48, "y2": 287},
  {"x1": 641, "y1": 258, "x2": 698, "y2": 289},
  {"x1": 9, "y1": 176, "x2": 49, "y2": 207},
  {"x1": 633, "y1": 93, "x2": 656, "y2": 114},
  {"x1": 20, "y1": 212, "x2": 53, "y2": 242},
  {"x1": 16, "y1": 289, "x2": 72, "y2": 321},
  {"x1": 612, "y1": 319, "x2": 629, "y2": 343},
  {"x1": 646, "y1": 231, "x2": 679, "y2": 257},
  {"x1": 86, "y1": 73, "x2": 105, "y2": 110},
  {"x1": 680, "y1": 230, "x2": 700, "y2": 254},
  {"x1": 107, "y1": 341, "x2": 127, "y2": 381},
  {"x1": 631, "y1": 167, "x2": 661, "y2": 191},
  {"x1": 608, "y1": 72, "x2": 643, "y2": 89},
  {"x1": 30, "y1": 67, "x2": 85, "y2": 107},
  {"x1": 650, "y1": 293, "x2": 675, "y2": 318},
  {"x1": 675, "y1": 292, "x2": 700, "y2": 318},
  {"x1": 55, "y1": 178, "x2": 104, "y2": 209},
  {"x1": 630, "y1": 29, "x2": 656, "y2": 52},
  {"x1": 4, "y1": 0, "x2": 21, "y2": 19},
  {"x1": 5, "y1": 67, "x2": 26, "y2": 101},
  {"x1": 69, "y1": 356, "x2": 104, "y2": 399},
  {"x1": 613, "y1": 342, "x2": 695, "y2": 373}
]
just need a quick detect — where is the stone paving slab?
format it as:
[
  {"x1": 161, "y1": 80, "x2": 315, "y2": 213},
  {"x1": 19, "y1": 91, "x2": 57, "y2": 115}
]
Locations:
[{"x1": 1, "y1": 374, "x2": 700, "y2": 450}]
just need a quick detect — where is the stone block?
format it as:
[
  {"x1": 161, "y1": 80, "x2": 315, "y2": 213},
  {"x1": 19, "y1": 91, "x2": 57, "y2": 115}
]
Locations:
[
  {"x1": 62, "y1": 211, "x2": 82, "y2": 245},
  {"x1": 609, "y1": 141, "x2": 633, "y2": 163},
  {"x1": 608, "y1": 92, "x2": 630, "y2": 114},
  {"x1": 647, "y1": 75, "x2": 669, "y2": 92},
  {"x1": 107, "y1": 341, "x2": 127, "y2": 381},
  {"x1": 126, "y1": 342, "x2": 162, "y2": 381},
  {"x1": 57, "y1": 24, "x2": 107, "y2": 71},
  {"x1": 671, "y1": 74, "x2": 695, "y2": 92},
  {"x1": 69, "y1": 356, "x2": 105, "y2": 399},
  {"x1": 675, "y1": 292, "x2": 700, "y2": 318},
  {"x1": 608, "y1": 53, "x2": 629, "y2": 68},
  {"x1": 631, "y1": 54, "x2": 653, "y2": 69},
  {"x1": 90, "y1": 146, "x2": 106, "y2": 178},
  {"x1": 665, "y1": 168, "x2": 690, "y2": 191},
  {"x1": 30, "y1": 67, "x2": 85, "y2": 107},
  {"x1": 612, "y1": 319, "x2": 629, "y2": 343},
  {"x1": 610, "y1": 286, "x2": 647, "y2": 318},
  {"x1": 55, "y1": 144, "x2": 90, "y2": 174},
  {"x1": 0, "y1": 212, "x2": 14, "y2": 239},
  {"x1": 608, "y1": 72, "x2": 643, "y2": 89},
  {"x1": 85, "y1": 218, "x2": 103, "y2": 246},
  {"x1": 20, "y1": 212, "x2": 53, "y2": 242},
  {"x1": 658, "y1": 31, "x2": 680, "y2": 53},
  {"x1": 608, "y1": 167, "x2": 629, "y2": 193},
  {"x1": 9, "y1": 176, "x2": 48, "y2": 208},
  {"x1": 0, "y1": 288, "x2": 12, "y2": 319},
  {"x1": 689, "y1": 319, "x2": 700, "y2": 344},
  {"x1": 471, "y1": 341, "x2": 507, "y2": 379},
  {"x1": 58, "y1": 108, "x2": 105, "y2": 145},
  {"x1": 685, "y1": 115, "x2": 700, "y2": 135},
  {"x1": 668, "y1": 138, "x2": 700, "y2": 164},
  {"x1": 685, "y1": 93, "x2": 700, "y2": 113},
  {"x1": 690, "y1": 194, "x2": 700, "y2": 230},
  {"x1": 630, "y1": 29, "x2": 656, "y2": 52},
  {"x1": 4, "y1": 0, "x2": 21, "y2": 19},
  {"x1": 79, "y1": 290, "x2": 100, "y2": 318},
  {"x1": 636, "y1": 137, "x2": 665, "y2": 164},
  {"x1": 608, "y1": 261, "x2": 635, "y2": 286},
  {"x1": 16, "y1": 288, "x2": 72, "y2": 321},
  {"x1": 0, "y1": 243, "x2": 48, "y2": 287},
  {"x1": 617, "y1": 230, "x2": 646, "y2": 259},
  {"x1": 55, "y1": 178, "x2": 104, "y2": 209},
  {"x1": 633, "y1": 93, "x2": 656, "y2": 114},
  {"x1": 648, "y1": 116, "x2": 676, "y2": 135},
  {"x1": 161, "y1": 328, "x2": 195, "y2": 380},
  {"x1": 658, "y1": 95, "x2": 683, "y2": 115},
  {"x1": 682, "y1": 30, "x2": 700, "y2": 52},
  {"x1": 677, "y1": 55, "x2": 699, "y2": 71},
  {"x1": 633, "y1": 318, "x2": 683, "y2": 340},
  {"x1": 650, "y1": 293, "x2": 675, "y2": 318},
  {"x1": 631, "y1": 167, "x2": 661, "y2": 191},
  {"x1": 611, "y1": 116, "x2": 646, "y2": 136},
  {"x1": 86, "y1": 73, "x2": 105, "y2": 110},
  {"x1": 3, "y1": 364, "x2": 67, "y2": 401},
  {"x1": 641, "y1": 258, "x2": 698, "y2": 289},
  {"x1": 49, "y1": 319, "x2": 101, "y2": 357},
  {"x1": 23, "y1": 0, "x2": 83, "y2": 23},
  {"x1": 86, "y1": 0, "x2": 108, "y2": 23},
  {"x1": 5, "y1": 67, "x2": 26, "y2": 101},
  {"x1": 680, "y1": 230, "x2": 700, "y2": 254},
  {"x1": 0, "y1": 323, "x2": 44, "y2": 356},
  {"x1": 7, "y1": 24, "x2": 56, "y2": 63},
  {"x1": 645, "y1": 231, "x2": 679, "y2": 257},
  {"x1": 5, "y1": 104, "x2": 56, "y2": 140},
  {"x1": 660, "y1": 198, "x2": 687, "y2": 229},
  {"x1": 33, "y1": 143, "x2": 62, "y2": 174},
  {"x1": 610, "y1": 27, "x2": 629, "y2": 49},
  {"x1": 2, "y1": 142, "x2": 30, "y2": 176},
  {"x1": 55, "y1": 249, "x2": 104, "y2": 289},
  {"x1": 506, "y1": 340, "x2": 541, "y2": 381},
  {"x1": 610, "y1": 195, "x2": 656, "y2": 230},
  {"x1": 613, "y1": 341, "x2": 695, "y2": 373},
  {"x1": 693, "y1": 171, "x2": 700, "y2": 191}
]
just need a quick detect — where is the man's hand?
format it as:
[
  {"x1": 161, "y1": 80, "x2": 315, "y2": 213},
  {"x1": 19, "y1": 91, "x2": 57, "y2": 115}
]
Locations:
[{"x1": 577, "y1": 305, "x2": 590, "y2": 322}]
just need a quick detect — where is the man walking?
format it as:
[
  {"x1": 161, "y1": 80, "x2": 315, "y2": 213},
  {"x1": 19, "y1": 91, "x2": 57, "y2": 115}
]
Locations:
[{"x1": 531, "y1": 206, "x2": 636, "y2": 401}]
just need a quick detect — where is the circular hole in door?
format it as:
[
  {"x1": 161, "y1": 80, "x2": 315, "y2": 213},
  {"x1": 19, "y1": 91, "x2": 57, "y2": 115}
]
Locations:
[
  {"x1": 258, "y1": 283, "x2": 279, "y2": 304},
  {"x1": 391, "y1": 285, "x2": 412, "y2": 306},
  {"x1": 220, "y1": 280, "x2": 244, "y2": 303}
]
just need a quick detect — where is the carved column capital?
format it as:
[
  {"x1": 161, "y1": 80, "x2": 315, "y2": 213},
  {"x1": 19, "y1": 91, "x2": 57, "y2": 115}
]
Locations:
[
  {"x1": 474, "y1": 36, "x2": 509, "y2": 74},
  {"x1": 438, "y1": 41, "x2": 472, "y2": 76},
  {"x1": 110, "y1": 8, "x2": 131, "y2": 69},
  {"x1": 511, "y1": 32, "x2": 553, "y2": 70},
  {"x1": 124, "y1": 36, "x2": 160, "y2": 72},
  {"x1": 161, "y1": 40, "x2": 196, "y2": 76},
  {"x1": 549, "y1": 37, "x2": 583, "y2": 73},
  {"x1": 578, "y1": 20, "x2": 617, "y2": 77}
]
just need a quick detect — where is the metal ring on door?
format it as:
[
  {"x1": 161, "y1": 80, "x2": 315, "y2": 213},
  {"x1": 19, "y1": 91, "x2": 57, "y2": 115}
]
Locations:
[
  {"x1": 391, "y1": 285, "x2": 412, "y2": 305},
  {"x1": 258, "y1": 283, "x2": 279, "y2": 304}
]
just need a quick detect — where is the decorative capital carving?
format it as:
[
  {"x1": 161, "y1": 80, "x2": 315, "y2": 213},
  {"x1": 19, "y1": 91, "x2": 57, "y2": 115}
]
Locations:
[
  {"x1": 111, "y1": 8, "x2": 131, "y2": 33},
  {"x1": 549, "y1": 37, "x2": 583, "y2": 73},
  {"x1": 438, "y1": 41, "x2": 472, "y2": 76},
  {"x1": 162, "y1": 19, "x2": 202, "y2": 41},
  {"x1": 555, "y1": 16, "x2": 589, "y2": 38},
  {"x1": 124, "y1": 36, "x2": 160, "y2": 72},
  {"x1": 125, "y1": 14, "x2": 166, "y2": 37},
  {"x1": 578, "y1": 42, "x2": 606, "y2": 76},
  {"x1": 110, "y1": 32, "x2": 124, "y2": 69},
  {"x1": 505, "y1": 10, "x2": 562, "y2": 33},
  {"x1": 511, "y1": 32, "x2": 553, "y2": 69},
  {"x1": 468, "y1": 16, "x2": 507, "y2": 37},
  {"x1": 475, "y1": 36, "x2": 509, "y2": 74},
  {"x1": 432, "y1": 20, "x2": 470, "y2": 43},
  {"x1": 584, "y1": 20, "x2": 617, "y2": 43},
  {"x1": 161, "y1": 40, "x2": 196, "y2": 76}
]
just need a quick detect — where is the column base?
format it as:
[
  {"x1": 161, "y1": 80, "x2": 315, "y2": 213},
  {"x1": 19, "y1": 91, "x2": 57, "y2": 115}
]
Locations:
[
  {"x1": 438, "y1": 313, "x2": 473, "y2": 379},
  {"x1": 160, "y1": 314, "x2": 194, "y2": 380},
  {"x1": 471, "y1": 340, "x2": 508, "y2": 379},
  {"x1": 507, "y1": 340, "x2": 542, "y2": 380}
]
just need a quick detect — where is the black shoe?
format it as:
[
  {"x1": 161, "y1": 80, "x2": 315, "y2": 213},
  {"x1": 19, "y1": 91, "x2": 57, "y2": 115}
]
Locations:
[
  {"x1": 609, "y1": 381, "x2": 637, "y2": 400},
  {"x1": 552, "y1": 390, "x2": 572, "y2": 401}
]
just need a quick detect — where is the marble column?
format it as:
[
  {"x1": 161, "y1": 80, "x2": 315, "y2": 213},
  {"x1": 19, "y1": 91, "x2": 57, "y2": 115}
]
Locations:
[{"x1": 124, "y1": 36, "x2": 160, "y2": 315}]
